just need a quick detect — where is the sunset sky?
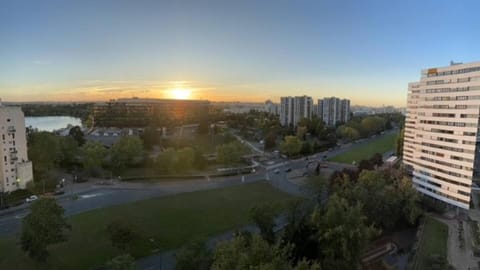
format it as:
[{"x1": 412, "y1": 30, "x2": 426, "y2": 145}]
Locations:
[{"x1": 1, "y1": 0, "x2": 479, "y2": 106}]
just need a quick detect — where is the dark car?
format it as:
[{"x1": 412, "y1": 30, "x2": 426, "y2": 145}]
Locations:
[{"x1": 285, "y1": 168, "x2": 292, "y2": 173}]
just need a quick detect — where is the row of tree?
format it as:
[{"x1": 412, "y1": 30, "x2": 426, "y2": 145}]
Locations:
[{"x1": 173, "y1": 164, "x2": 422, "y2": 270}]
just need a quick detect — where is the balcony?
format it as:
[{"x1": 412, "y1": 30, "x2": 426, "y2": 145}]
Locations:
[
  {"x1": 7, "y1": 126, "x2": 15, "y2": 133},
  {"x1": 10, "y1": 152, "x2": 18, "y2": 161}
]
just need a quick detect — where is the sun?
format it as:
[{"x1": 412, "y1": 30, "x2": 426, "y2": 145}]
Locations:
[{"x1": 169, "y1": 88, "x2": 191, "y2": 100}]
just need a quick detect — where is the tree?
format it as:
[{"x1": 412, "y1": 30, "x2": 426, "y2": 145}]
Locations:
[
  {"x1": 336, "y1": 126, "x2": 359, "y2": 142},
  {"x1": 360, "y1": 116, "x2": 385, "y2": 136},
  {"x1": 212, "y1": 233, "x2": 321, "y2": 270},
  {"x1": 216, "y1": 141, "x2": 248, "y2": 165},
  {"x1": 193, "y1": 148, "x2": 208, "y2": 170},
  {"x1": 110, "y1": 136, "x2": 144, "y2": 172},
  {"x1": 59, "y1": 136, "x2": 79, "y2": 169},
  {"x1": 175, "y1": 147, "x2": 195, "y2": 172},
  {"x1": 156, "y1": 148, "x2": 177, "y2": 174},
  {"x1": 106, "y1": 219, "x2": 137, "y2": 251},
  {"x1": 142, "y1": 126, "x2": 160, "y2": 149},
  {"x1": 264, "y1": 132, "x2": 277, "y2": 150},
  {"x1": 175, "y1": 240, "x2": 213, "y2": 270},
  {"x1": 68, "y1": 126, "x2": 85, "y2": 146},
  {"x1": 396, "y1": 128, "x2": 404, "y2": 155},
  {"x1": 28, "y1": 132, "x2": 62, "y2": 182},
  {"x1": 250, "y1": 203, "x2": 276, "y2": 244},
  {"x1": 21, "y1": 198, "x2": 71, "y2": 262},
  {"x1": 296, "y1": 126, "x2": 308, "y2": 140},
  {"x1": 280, "y1": 136, "x2": 302, "y2": 157},
  {"x1": 81, "y1": 141, "x2": 107, "y2": 175},
  {"x1": 300, "y1": 141, "x2": 312, "y2": 155},
  {"x1": 311, "y1": 194, "x2": 377, "y2": 270},
  {"x1": 106, "y1": 254, "x2": 137, "y2": 270}
]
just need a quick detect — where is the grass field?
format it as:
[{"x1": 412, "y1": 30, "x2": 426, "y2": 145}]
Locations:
[
  {"x1": 0, "y1": 182, "x2": 295, "y2": 270},
  {"x1": 329, "y1": 132, "x2": 398, "y2": 164},
  {"x1": 415, "y1": 216, "x2": 448, "y2": 270}
]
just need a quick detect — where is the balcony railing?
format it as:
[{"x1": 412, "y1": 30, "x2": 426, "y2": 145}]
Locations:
[{"x1": 7, "y1": 126, "x2": 15, "y2": 133}]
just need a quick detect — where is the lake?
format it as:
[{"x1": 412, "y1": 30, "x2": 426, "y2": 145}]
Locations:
[{"x1": 25, "y1": 116, "x2": 82, "y2": 132}]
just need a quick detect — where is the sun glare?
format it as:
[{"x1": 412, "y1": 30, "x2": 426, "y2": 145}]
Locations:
[{"x1": 169, "y1": 88, "x2": 191, "y2": 100}]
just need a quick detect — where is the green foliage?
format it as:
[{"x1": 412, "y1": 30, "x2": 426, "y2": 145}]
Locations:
[
  {"x1": 264, "y1": 132, "x2": 277, "y2": 150},
  {"x1": 28, "y1": 131, "x2": 62, "y2": 181},
  {"x1": 360, "y1": 116, "x2": 385, "y2": 136},
  {"x1": 156, "y1": 148, "x2": 177, "y2": 174},
  {"x1": 106, "y1": 254, "x2": 137, "y2": 270},
  {"x1": 212, "y1": 233, "x2": 321, "y2": 270},
  {"x1": 175, "y1": 147, "x2": 195, "y2": 172},
  {"x1": 250, "y1": 203, "x2": 276, "y2": 244},
  {"x1": 396, "y1": 127, "x2": 404, "y2": 155},
  {"x1": 280, "y1": 136, "x2": 302, "y2": 157},
  {"x1": 311, "y1": 194, "x2": 378, "y2": 270},
  {"x1": 216, "y1": 141, "x2": 248, "y2": 165},
  {"x1": 106, "y1": 219, "x2": 137, "y2": 251},
  {"x1": 211, "y1": 234, "x2": 291, "y2": 270},
  {"x1": 110, "y1": 136, "x2": 144, "y2": 173},
  {"x1": 142, "y1": 126, "x2": 161, "y2": 149},
  {"x1": 336, "y1": 125, "x2": 360, "y2": 142},
  {"x1": 59, "y1": 136, "x2": 80, "y2": 169},
  {"x1": 68, "y1": 126, "x2": 85, "y2": 146},
  {"x1": 81, "y1": 141, "x2": 107, "y2": 174},
  {"x1": 20, "y1": 198, "x2": 71, "y2": 262},
  {"x1": 175, "y1": 240, "x2": 213, "y2": 270}
]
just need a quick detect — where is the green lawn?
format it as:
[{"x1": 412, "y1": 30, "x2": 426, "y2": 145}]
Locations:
[
  {"x1": 415, "y1": 216, "x2": 448, "y2": 270},
  {"x1": 329, "y1": 132, "x2": 398, "y2": 164},
  {"x1": 0, "y1": 182, "x2": 295, "y2": 270}
]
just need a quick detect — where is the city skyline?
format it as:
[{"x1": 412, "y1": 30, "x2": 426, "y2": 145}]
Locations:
[{"x1": 1, "y1": 0, "x2": 479, "y2": 106}]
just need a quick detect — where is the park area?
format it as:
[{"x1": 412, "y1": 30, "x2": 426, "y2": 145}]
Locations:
[
  {"x1": 0, "y1": 182, "x2": 296, "y2": 270},
  {"x1": 414, "y1": 216, "x2": 448, "y2": 270},
  {"x1": 329, "y1": 132, "x2": 398, "y2": 164}
]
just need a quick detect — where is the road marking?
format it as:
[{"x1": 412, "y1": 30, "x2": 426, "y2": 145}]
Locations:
[{"x1": 79, "y1": 193, "x2": 104, "y2": 199}]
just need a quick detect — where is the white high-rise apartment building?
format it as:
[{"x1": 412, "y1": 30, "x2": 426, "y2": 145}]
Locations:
[
  {"x1": 404, "y1": 61, "x2": 480, "y2": 209},
  {"x1": 318, "y1": 97, "x2": 350, "y2": 126},
  {"x1": 280, "y1": 96, "x2": 313, "y2": 127},
  {"x1": 0, "y1": 102, "x2": 33, "y2": 193}
]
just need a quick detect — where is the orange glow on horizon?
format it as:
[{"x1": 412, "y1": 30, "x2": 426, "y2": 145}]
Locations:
[{"x1": 168, "y1": 88, "x2": 192, "y2": 100}]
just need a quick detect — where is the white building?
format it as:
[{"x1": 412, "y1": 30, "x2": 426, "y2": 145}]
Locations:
[
  {"x1": 403, "y1": 61, "x2": 480, "y2": 209},
  {"x1": 280, "y1": 96, "x2": 313, "y2": 127},
  {"x1": 318, "y1": 97, "x2": 350, "y2": 126},
  {"x1": 0, "y1": 102, "x2": 33, "y2": 193}
]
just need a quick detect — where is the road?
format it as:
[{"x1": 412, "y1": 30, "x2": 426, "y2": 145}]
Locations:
[{"x1": 0, "y1": 129, "x2": 397, "y2": 238}]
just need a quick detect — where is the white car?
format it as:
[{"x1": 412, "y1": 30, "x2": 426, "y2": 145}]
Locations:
[{"x1": 25, "y1": 195, "x2": 38, "y2": 203}]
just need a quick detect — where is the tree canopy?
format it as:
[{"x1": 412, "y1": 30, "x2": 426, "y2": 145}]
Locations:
[{"x1": 21, "y1": 198, "x2": 71, "y2": 262}]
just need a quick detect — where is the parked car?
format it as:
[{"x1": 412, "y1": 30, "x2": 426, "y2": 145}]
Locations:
[
  {"x1": 274, "y1": 169, "x2": 280, "y2": 174},
  {"x1": 25, "y1": 195, "x2": 38, "y2": 203},
  {"x1": 285, "y1": 168, "x2": 292, "y2": 173}
]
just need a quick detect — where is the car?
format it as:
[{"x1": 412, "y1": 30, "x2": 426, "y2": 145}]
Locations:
[
  {"x1": 274, "y1": 169, "x2": 280, "y2": 174},
  {"x1": 285, "y1": 168, "x2": 292, "y2": 173},
  {"x1": 25, "y1": 195, "x2": 38, "y2": 203}
]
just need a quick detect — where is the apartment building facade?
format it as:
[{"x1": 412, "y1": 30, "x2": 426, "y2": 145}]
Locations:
[
  {"x1": 318, "y1": 97, "x2": 350, "y2": 126},
  {"x1": 280, "y1": 96, "x2": 313, "y2": 127},
  {"x1": 403, "y1": 61, "x2": 480, "y2": 209},
  {"x1": 0, "y1": 103, "x2": 33, "y2": 193}
]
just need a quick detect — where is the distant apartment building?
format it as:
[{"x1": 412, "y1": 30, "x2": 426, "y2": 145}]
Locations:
[
  {"x1": 280, "y1": 96, "x2": 313, "y2": 127},
  {"x1": 264, "y1": 100, "x2": 279, "y2": 115},
  {"x1": 0, "y1": 102, "x2": 33, "y2": 193},
  {"x1": 403, "y1": 61, "x2": 480, "y2": 209},
  {"x1": 93, "y1": 97, "x2": 210, "y2": 127},
  {"x1": 318, "y1": 97, "x2": 350, "y2": 126}
]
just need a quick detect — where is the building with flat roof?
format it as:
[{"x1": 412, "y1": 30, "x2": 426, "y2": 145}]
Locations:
[
  {"x1": 403, "y1": 61, "x2": 480, "y2": 209},
  {"x1": 318, "y1": 97, "x2": 350, "y2": 126},
  {"x1": 280, "y1": 95, "x2": 313, "y2": 127},
  {"x1": 0, "y1": 101, "x2": 33, "y2": 193},
  {"x1": 93, "y1": 97, "x2": 210, "y2": 127}
]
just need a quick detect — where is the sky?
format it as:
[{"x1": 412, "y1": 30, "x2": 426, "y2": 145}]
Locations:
[{"x1": 0, "y1": 0, "x2": 479, "y2": 106}]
